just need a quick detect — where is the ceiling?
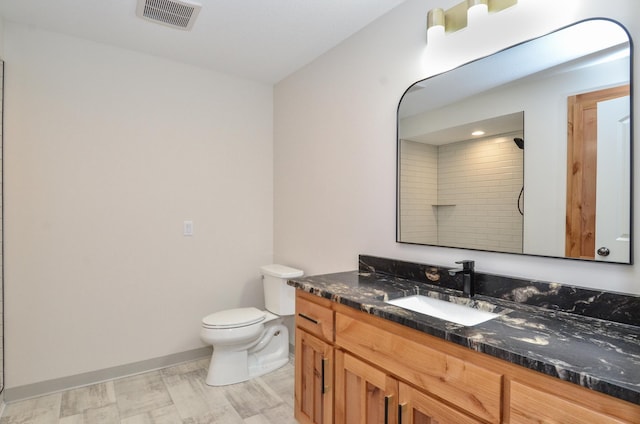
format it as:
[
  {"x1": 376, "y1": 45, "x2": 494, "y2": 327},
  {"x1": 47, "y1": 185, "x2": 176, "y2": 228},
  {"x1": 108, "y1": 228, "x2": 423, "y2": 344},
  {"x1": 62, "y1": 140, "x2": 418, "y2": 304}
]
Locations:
[
  {"x1": 407, "y1": 112, "x2": 524, "y2": 145},
  {"x1": 0, "y1": 0, "x2": 408, "y2": 84}
]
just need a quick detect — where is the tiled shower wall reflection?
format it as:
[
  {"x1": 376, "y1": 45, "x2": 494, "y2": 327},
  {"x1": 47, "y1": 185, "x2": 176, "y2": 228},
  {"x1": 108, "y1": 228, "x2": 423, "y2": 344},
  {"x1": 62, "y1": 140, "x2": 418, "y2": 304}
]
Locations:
[
  {"x1": 399, "y1": 139, "x2": 438, "y2": 243},
  {"x1": 400, "y1": 135, "x2": 523, "y2": 253}
]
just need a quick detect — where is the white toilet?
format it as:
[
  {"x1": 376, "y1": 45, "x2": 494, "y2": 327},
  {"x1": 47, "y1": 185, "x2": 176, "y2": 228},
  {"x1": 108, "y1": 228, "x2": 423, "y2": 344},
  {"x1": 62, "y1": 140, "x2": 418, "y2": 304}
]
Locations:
[{"x1": 200, "y1": 264, "x2": 303, "y2": 386}]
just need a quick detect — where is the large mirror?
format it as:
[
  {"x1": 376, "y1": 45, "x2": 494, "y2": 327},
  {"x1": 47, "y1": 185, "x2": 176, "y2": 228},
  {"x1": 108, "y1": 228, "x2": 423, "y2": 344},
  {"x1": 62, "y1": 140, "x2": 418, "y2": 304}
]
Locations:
[{"x1": 397, "y1": 19, "x2": 632, "y2": 263}]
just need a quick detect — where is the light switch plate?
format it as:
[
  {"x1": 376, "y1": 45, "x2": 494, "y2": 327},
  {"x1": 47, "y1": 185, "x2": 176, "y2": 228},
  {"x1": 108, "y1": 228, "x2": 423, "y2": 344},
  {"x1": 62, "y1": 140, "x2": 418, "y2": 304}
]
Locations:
[{"x1": 183, "y1": 220, "x2": 193, "y2": 236}]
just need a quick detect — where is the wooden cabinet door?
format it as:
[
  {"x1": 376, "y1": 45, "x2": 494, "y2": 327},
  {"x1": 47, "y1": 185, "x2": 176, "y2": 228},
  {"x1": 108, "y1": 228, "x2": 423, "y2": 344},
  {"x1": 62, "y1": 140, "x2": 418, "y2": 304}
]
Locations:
[
  {"x1": 295, "y1": 329, "x2": 334, "y2": 424},
  {"x1": 398, "y1": 382, "x2": 483, "y2": 424},
  {"x1": 335, "y1": 350, "x2": 398, "y2": 424}
]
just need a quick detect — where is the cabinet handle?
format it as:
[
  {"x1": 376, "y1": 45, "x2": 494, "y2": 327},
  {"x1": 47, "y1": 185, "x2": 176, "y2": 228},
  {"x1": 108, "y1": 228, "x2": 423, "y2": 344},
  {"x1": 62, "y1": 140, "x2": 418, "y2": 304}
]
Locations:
[
  {"x1": 298, "y1": 313, "x2": 319, "y2": 325},
  {"x1": 398, "y1": 402, "x2": 407, "y2": 424},
  {"x1": 384, "y1": 395, "x2": 393, "y2": 424},
  {"x1": 321, "y1": 358, "x2": 329, "y2": 394}
]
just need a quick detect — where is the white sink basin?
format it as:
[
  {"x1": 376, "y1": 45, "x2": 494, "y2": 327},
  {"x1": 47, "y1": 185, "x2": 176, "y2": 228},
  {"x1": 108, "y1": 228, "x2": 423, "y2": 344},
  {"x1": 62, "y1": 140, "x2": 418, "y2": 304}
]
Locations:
[{"x1": 386, "y1": 295, "x2": 500, "y2": 326}]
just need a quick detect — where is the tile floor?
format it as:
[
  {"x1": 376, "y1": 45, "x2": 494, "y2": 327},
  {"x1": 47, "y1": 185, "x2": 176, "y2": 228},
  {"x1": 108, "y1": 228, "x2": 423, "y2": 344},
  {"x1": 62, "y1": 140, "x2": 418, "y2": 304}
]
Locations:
[{"x1": 0, "y1": 356, "x2": 297, "y2": 424}]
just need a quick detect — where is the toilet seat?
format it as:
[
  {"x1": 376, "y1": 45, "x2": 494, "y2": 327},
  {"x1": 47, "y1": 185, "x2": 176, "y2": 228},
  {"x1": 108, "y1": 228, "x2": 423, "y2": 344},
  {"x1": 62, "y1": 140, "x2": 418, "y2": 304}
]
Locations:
[{"x1": 202, "y1": 307, "x2": 266, "y2": 329}]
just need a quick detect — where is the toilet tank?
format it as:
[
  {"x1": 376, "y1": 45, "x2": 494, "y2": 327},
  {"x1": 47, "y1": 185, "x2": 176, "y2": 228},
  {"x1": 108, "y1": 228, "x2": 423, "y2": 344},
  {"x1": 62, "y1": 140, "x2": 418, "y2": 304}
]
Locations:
[{"x1": 260, "y1": 264, "x2": 303, "y2": 315}]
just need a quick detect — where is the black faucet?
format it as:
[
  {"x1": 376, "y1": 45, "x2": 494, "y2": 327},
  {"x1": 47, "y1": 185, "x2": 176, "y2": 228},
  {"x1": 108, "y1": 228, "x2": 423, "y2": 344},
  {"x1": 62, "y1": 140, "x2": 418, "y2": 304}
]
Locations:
[{"x1": 449, "y1": 260, "x2": 475, "y2": 298}]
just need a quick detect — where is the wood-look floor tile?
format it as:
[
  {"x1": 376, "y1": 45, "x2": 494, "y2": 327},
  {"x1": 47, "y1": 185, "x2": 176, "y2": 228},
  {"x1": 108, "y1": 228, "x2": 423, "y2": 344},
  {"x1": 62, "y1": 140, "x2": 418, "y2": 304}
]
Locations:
[
  {"x1": 0, "y1": 357, "x2": 296, "y2": 424},
  {"x1": 83, "y1": 404, "x2": 120, "y2": 423},
  {"x1": 114, "y1": 371, "x2": 172, "y2": 418},
  {"x1": 60, "y1": 382, "x2": 116, "y2": 417},
  {"x1": 159, "y1": 358, "x2": 207, "y2": 379},
  {"x1": 0, "y1": 393, "x2": 61, "y2": 424},
  {"x1": 257, "y1": 362, "x2": 294, "y2": 407},
  {"x1": 259, "y1": 403, "x2": 298, "y2": 424},
  {"x1": 162, "y1": 370, "x2": 213, "y2": 421},
  {"x1": 243, "y1": 414, "x2": 271, "y2": 424},
  {"x1": 220, "y1": 377, "x2": 282, "y2": 418},
  {"x1": 58, "y1": 414, "x2": 84, "y2": 424},
  {"x1": 119, "y1": 404, "x2": 182, "y2": 424},
  {"x1": 194, "y1": 369, "x2": 238, "y2": 409},
  {"x1": 181, "y1": 403, "x2": 244, "y2": 424},
  {"x1": 194, "y1": 358, "x2": 210, "y2": 370}
]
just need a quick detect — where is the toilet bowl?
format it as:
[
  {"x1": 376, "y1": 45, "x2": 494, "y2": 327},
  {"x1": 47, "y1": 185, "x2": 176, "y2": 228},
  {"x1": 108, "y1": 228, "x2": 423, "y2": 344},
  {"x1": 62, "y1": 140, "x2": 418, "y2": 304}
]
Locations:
[{"x1": 200, "y1": 264, "x2": 303, "y2": 386}]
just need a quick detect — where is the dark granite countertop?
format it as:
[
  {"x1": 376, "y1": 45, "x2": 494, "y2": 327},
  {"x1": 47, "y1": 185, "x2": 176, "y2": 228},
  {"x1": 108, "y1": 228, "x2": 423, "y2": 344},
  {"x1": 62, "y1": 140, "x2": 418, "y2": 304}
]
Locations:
[{"x1": 288, "y1": 269, "x2": 640, "y2": 406}]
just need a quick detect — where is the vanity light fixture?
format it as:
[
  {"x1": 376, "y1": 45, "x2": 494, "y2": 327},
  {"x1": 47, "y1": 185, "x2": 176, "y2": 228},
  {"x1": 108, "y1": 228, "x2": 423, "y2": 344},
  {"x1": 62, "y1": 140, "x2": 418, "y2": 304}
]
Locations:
[
  {"x1": 426, "y1": 0, "x2": 517, "y2": 40},
  {"x1": 426, "y1": 7, "x2": 446, "y2": 42},
  {"x1": 467, "y1": 0, "x2": 489, "y2": 26},
  {"x1": 471, "y1": 130, "x2": 485, "y2": 136}
]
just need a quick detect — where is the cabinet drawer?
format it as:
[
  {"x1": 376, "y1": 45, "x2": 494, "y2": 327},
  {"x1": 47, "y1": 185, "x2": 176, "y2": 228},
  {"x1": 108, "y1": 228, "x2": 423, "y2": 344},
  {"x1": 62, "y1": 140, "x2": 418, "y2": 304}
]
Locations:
[
  {"x1": 296, "y1": 294, "x2": 334, "y2": 342},
  {"x1": 336, "y1": 313, "x2": 502, "y2": 424},
  {"x1": 509, "y1": 380, "x2": 630, "y2": 424}
]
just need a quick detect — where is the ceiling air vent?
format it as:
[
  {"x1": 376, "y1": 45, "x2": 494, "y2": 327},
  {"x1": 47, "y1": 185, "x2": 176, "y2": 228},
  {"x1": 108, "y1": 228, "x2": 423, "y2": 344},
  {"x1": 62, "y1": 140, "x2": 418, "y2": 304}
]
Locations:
[{"x1": 136, "y1": 0, "x2": 201, "y2": 31}]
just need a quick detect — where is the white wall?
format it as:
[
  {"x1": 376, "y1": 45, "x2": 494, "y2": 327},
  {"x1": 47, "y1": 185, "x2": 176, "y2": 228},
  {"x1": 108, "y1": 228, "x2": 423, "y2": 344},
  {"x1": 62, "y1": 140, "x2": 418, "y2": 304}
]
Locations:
[
  {"x1": 274, "y1": 0, "x2": 640, "y2": 295},
  {"x1": 0, "y1": 21, "x2": 4, "y2": 395},
  {"x1": 0, "y1": 17, "x2": 4, "y2": 58},
  {"x1": 4, "y1": 23, "x2": 274, "y2": 388}
]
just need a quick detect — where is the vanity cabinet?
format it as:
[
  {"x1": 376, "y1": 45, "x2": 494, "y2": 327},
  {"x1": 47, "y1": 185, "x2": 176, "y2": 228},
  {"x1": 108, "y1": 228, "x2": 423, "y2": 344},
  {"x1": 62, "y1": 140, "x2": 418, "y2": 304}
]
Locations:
[
  {"x1": 294, "y1": 293, "x2": 335, "y2": 424},
  {"x1": 294, "y1": 290, "x2": 640, "y2": 424}
]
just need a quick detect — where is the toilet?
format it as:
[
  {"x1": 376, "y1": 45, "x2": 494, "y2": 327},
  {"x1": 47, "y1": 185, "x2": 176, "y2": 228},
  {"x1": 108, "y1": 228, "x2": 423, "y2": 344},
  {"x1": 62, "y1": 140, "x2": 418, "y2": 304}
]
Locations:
[{"x1": 200, "y1": 264, "x2": 303, "y2": 386}]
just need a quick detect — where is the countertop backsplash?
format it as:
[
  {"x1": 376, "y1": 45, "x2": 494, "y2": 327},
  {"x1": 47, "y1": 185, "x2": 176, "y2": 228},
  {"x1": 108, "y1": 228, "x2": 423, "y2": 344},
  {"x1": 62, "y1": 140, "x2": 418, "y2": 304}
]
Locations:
[{"x1": 359, "y1": 255, "x2": 640, "y2": 327}]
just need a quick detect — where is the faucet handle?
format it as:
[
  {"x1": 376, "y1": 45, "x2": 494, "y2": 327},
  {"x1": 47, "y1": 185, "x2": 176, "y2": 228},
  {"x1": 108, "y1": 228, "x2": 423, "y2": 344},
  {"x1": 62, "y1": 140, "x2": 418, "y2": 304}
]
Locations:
[{"x1": 455, "y1": 260, "x2": 474, "y2": 271}]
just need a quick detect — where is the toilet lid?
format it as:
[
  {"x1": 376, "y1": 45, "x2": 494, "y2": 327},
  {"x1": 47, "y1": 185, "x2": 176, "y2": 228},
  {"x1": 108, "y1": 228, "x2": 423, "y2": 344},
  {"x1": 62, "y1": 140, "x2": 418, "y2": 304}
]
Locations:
[{"x1": 202, "y1": 307, "x2": 266, "y2": 328}]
